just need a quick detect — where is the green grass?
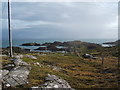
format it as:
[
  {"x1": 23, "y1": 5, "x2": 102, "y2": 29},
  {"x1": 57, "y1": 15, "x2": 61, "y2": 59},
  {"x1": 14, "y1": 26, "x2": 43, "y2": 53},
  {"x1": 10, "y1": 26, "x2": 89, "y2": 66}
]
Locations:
[
  {"x1": 2, "y1": 53, "x2": 119, "y2": 89},
  {"x1": 23, "y1": 53, "x2": 119, "y2": 89}
]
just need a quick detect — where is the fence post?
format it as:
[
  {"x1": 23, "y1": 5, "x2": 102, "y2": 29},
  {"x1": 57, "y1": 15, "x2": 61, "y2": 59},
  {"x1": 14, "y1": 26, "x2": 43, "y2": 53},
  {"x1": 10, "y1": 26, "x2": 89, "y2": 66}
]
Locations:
[{"x1": 102, "y1": 55, "x2": 104, "y2": 65}]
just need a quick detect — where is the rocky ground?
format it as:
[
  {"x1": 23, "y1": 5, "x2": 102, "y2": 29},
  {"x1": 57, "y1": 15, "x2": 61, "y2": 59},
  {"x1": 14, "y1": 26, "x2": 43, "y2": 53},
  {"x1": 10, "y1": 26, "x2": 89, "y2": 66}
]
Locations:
[
  {"x1": 0, "y1": 55, "x2": 31, "y2": 89},
  {"x1": 0, "y1": 52, "x2": 119, "y2": 90},
  {"x1": 1, "y1": 54, "x2": 75, "y2": 90},
  {"x1": 1, "y1": 40, "x2": 119, "y2": 90}
]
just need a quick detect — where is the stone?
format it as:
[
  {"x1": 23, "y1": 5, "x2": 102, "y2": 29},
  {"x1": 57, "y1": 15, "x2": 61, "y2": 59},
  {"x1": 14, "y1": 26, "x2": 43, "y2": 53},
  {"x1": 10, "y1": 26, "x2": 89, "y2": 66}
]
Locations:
[
  {"x1": 2, "y1": 66, "x2": 30, "y2": 88},
  {"x1": 13, "y1": 59, "x2": 23, "y2": 66},
  {"x1": 46, "y1": 65, "x2": 61, "y2": 71},
  {"x1": 92, "y1": 57, "x2": 98, "y2": 59},
  {"x1": 36, "y1": 62, "x2": 40, "y2": 65},
  {"x1": 45, "y1": 74, "x2": 58, "y2": 81},
  {"x1": 26, "y1": 55, "x2": 37, "y2": 60},
  {"x1": 40, "y1": 74, "x2": 74, "y2": 89},
  {"x1": 54, "y1": 85, "x2": 59, "y2": 88},
  {"x1": 39, "y1": 54, "x2": 46, "y2": 56},
  {"x1": 52, "y1": 66, "x2": 61, "y2": 71},
  {"x1": 4, "y1": 64, "x2": 15, "y2": 68},
  {"x1": 33, "y1": 62, "x2": 43, "y2": 67},
  {"x1": 31, "y1": 86, "x2": 39, "y2": 88},
  {"x1": 14, "y1": 55, "x2": 23, "y2": 59},
  {"x1": 0, "y1": 70, "x2": 9, "y2": 77},
  {"x1": 82, "y1": 54, "x2": 93, "y2": 59},
  {"x1": 10, "y1": 58, "x2": 28, "y2": 66}
]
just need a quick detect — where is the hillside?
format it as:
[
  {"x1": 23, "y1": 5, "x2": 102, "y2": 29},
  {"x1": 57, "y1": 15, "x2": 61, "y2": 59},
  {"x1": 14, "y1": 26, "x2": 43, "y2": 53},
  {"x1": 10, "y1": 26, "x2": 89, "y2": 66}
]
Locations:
[
  {"x1": 1, "y1": 40, "x2": 119, "y2": 89},
  {"x1": 1, "y1": 52, "x2": 119, "y2": 89}
]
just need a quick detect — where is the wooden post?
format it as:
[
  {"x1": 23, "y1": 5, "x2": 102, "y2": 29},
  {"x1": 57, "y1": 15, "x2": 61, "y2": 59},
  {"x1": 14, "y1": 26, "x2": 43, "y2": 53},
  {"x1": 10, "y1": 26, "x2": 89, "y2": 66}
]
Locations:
[
  {"x1": 8, "y1": 0, "x2": 13, "y2": 57},
  {"x1": 102, "y1": 55, "x2": 104, "y2": 65}
]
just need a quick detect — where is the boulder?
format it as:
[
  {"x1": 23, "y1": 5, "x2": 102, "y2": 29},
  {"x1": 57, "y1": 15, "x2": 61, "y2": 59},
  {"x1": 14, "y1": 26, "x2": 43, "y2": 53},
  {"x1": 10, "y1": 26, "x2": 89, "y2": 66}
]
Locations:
[
  {"x1": 4, "y1": 64, "x2": 15, "y2": 70},
  {"x1": 92, "y1": 57, "x2": 98, "y2": 59},
  {"x1": 82, "y1": 54, "x2": 98, "y2": 59},
  {"x1": 31, "y1": 86, "x2": 39, "y2": 89},
  {"x1": 33, "y1": 62, "x2": 43, "y2": 67},
  {"x1": 52, "y1": 66, "x2": 61, "y2": 71},
  {"x1": 11, "y1": 58, "x2": 28, "y2": 66},
  {"x1": 82, "y1": 54, "x2": 93, "y2": 59},
  {"x1": 0, "y1": 70, "x2": 9, "y2": 77},
  {"x1": 40, "y1": 74, "x2": 74, "y2": 89},
  {"x1": 39, "y1": 54, "x2": 46, "y2": 56},
  {"x1": 25, "y1": 55, "x2": 37, "y2": 60},
  {"x1": 2, "y1": 66, "x2": 30, "y2": 88},
  {"x1": 14, "y1": 55, "x2": 24, "y2": 59},
  {"x1": 47, "y1": 65, "x2": 61, "y2": 71}
]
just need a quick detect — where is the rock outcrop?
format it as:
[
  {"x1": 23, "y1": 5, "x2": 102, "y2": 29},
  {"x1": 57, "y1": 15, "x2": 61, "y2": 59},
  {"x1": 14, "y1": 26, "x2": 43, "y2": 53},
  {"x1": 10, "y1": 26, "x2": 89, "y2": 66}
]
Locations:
[
  {"x1": 1, "y1": 56, "x2": 31, "y2": 89},
  {"x1": 47, "y1": 65, "x2": 61, "y2": 72},
  {"x1": 31, "y1": 74, "x2": 74, "y2": 89},
  {"x1": 82, "y1": 54, "x2": 93, "y2": 59},
  {"x1": 14, "y1": 55, "x2": 24, "y2": 59},
  {"x1": 10, "y1": 58, "x2": 28, "y2": 66},
  {"x1": 2, "y1": 66, "x2": 30, "y2": 88},
  {"x1": 103, "y1": 40, "x2": 120, "y2": 46},
  {"x1": 25, "y1": 55, "x2": 37, "y2": 60},
  {"x1": 42, "y1": 74, "x2": 72, "y2": 88}
]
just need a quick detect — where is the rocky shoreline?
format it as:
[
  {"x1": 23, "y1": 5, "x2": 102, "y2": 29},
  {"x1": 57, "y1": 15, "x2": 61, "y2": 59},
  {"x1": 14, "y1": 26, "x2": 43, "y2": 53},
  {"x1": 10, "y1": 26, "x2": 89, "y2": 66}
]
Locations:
[
  {"x1": 102, "y1": 40, "x2": 120, "y2": 46},
  {"x1": 21, "y1": 40, "x2": 102, "y2": 52},
  {"x1": 1, "y1": 40, "x2": 103, "y2": 54}
]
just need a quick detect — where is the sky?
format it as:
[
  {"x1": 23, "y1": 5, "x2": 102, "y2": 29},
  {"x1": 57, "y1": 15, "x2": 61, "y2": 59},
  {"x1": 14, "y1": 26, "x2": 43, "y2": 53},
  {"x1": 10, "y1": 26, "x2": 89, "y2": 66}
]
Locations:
[{"x1": 2, "y1": 2, "x2": 118, "y2": 40}]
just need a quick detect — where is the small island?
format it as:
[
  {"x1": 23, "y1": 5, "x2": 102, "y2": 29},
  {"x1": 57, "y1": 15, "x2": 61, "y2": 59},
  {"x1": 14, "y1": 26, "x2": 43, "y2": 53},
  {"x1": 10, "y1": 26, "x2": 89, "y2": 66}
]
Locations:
[
  {"x1": 21, "y1": 42, "x2": 41, "y2": 46},
  {"x1": 21, "y1": 40, "x2": 102, "y2": 52}
]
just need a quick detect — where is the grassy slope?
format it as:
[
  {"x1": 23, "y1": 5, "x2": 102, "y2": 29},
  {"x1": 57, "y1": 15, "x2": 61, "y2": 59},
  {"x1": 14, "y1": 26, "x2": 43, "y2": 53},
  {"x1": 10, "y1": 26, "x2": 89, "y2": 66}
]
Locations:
[
  {"x1": 1, "y1": 53, "x2": 119, "y2": 89},
  {"x1": 23, "y1": 53, "x2": 118, "y2": 89}
]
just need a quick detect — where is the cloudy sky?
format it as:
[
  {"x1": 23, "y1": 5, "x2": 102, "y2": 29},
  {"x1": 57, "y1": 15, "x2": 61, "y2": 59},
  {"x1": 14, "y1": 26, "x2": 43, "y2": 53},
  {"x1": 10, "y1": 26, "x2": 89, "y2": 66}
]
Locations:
[{"x1": 2, "y1": 2, "x2": 118, "y2": 40}]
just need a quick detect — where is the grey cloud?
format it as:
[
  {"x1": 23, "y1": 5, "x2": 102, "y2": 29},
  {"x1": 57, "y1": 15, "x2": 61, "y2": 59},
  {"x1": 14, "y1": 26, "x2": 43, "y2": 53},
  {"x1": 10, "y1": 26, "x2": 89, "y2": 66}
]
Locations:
[{"x1": 2, "y1": 2, "x2": 118, "y2": 39}]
